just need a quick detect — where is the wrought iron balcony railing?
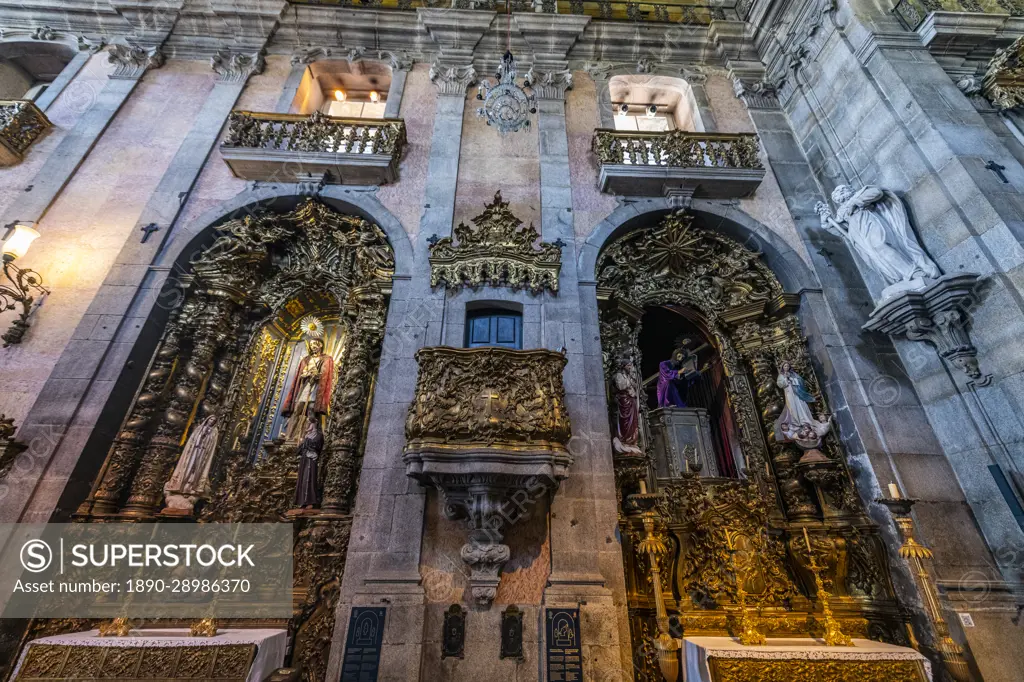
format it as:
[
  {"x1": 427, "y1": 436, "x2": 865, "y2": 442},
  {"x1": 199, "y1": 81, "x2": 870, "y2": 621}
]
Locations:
[
  {"x1": 893, "y1": 0, "x2": 1024, "y2": 30},
  {"x1": 0, "y1": 100, "x2": 51, "y2": 167},
  {"x1": 289, "y1": 0, "x2": 722, "y2": 25},
  {"x1": 593, "y1": 129, "x2": 765, "y2": 198},
  {"x1": 220, "y1": 111, "x2": 406, "y2": 185}
]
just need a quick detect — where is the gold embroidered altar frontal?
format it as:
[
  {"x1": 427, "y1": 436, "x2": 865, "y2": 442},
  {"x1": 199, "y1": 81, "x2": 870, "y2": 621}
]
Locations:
[
  {"x1": 14, "y1": 643, "x2": 257, "y2": 682},
  {"x1": 708, "y1": 657, "x2": 929, "y2": 681}
]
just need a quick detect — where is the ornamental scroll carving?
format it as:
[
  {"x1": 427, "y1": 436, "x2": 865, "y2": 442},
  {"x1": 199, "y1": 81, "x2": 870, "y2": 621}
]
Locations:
[
  {"x1": 405, "y1": 346, "x2": 570, "y2": 448},
  {"x1": 983, "y1": 35, "x2": 1024, "y2": 110},
  {"x1": 429, "y1": 191, "x2": 562, "y2": 294}
]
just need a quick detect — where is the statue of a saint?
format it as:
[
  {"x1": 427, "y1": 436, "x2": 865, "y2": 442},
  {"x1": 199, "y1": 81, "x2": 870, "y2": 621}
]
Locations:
[
  {"x1": 816, "y1": 185, "x2": 941, "y2": 303},
  {"x1": 295, "y1": 419, "x2": 324, "y2": 510},
  {"x1": 163, "y1": 415, "x2": 219, "y2": 515},
  {"x1": 774, "y1": 361, "x2": 832, "y2": 446},
  {"x1": 651, "y1": 340, "x2": 708, "y2": 408},
  {"x1": 281, "y1": 338, "x2": 334, "y2": 442},
  {"x1": 611, "y1": 359, "x2": 642, "y2": 456}
]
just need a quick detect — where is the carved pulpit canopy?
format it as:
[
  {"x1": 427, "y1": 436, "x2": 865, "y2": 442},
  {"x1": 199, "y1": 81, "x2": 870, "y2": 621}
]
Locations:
[
  {"x1": 982, "y1": 36, "x2": 1024, "y2": 110},
  {"x1": 429, "y1": 191, "x2": 562, "y2": 294}
]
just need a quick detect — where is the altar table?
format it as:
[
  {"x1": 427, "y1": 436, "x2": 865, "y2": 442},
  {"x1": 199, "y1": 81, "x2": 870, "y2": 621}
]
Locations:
[
  {"x1": 11, "y1": 628, "x2": 287, "y2": 682},
  {"x1": 683, "y1": 636, "x2": 932, "y2": 682}
]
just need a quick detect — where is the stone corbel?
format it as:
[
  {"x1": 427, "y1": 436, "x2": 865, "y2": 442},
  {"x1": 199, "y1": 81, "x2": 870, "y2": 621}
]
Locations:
[
  {"x1": 78, "y1": 36, "x2": 107, "y2": 53},
  {"x1": 429, "y1": 60, "x2": 477, "y2": 96},
  {"x1": 107, "y1": 42, "x2": 164, "y2": 80},
  {"x1": 863, "y1": 273, "x2": 990, "y2": 385},
  {"x1": 732, "y1": 76, "x2": 782, "y2": 109},
  {"x1": 211, "y1": 48, "x2": 266, "y2": 83}
]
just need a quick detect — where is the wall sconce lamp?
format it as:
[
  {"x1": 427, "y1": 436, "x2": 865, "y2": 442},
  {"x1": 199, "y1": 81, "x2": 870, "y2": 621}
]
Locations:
[
  {"x1": 646, "y1": 103, "x2": 658, "y2": 117},
  {"x1": 334, "y1": 89, "x2": 346, "y2": 101},
  {"x1": 617, "y1": 103, "x2": 629, "y2": 117},
  {"x1": 1, "y1": 222, "x2": 49, "y2": 347},
  {"x1": 369, "y1": 90, "x2": 380, "y2": 103}
]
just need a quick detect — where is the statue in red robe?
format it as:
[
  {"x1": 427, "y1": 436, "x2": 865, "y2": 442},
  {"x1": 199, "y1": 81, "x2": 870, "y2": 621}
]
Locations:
[{"x1": 281, "y1": 338, "x2": 334, "y2": 442}]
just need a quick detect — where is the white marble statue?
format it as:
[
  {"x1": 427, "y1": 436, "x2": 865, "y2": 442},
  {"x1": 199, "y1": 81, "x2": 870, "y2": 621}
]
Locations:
[
  {"x1": 774, "y1": 362, "x2": 831, "y2": 444},
  {"x1": 163, "y1": 415, "x2": 219, "y2": 515},
  {"x1": 815, "y1": 185, "x2": 941, "y2": 303}
]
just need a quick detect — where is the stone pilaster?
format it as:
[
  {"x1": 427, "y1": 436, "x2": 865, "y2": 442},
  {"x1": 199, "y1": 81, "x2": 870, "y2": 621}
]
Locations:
[
  {"x1": 383, "y1": 52, "x2": 413, "y2": 119},
  {"x1": 534, "y1": 65, "x2": 634, "y2": 676}
]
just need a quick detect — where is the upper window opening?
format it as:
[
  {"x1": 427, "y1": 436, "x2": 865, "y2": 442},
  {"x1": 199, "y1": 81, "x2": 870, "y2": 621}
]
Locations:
[
  {"x1": 465, "y1": 308, "x2": 523, "y2": 349},
  {"x1": 608, "y1": 74, "x2": 704, "y2": 133},
  {"x1": 291, "y1": 59, "x2": 392, "y2": 118}
]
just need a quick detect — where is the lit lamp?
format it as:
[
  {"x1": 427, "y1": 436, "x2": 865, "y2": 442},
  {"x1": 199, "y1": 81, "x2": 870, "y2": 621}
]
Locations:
[
  {"x1": 333, "y1": 89, "x2": 346, "y2": 101},
  {"x1": 0, "y1": 222, "x2": 49, "y2": 347},
  {"x1": 369, "y1": 90, "x2": 380, "y2": 103}
]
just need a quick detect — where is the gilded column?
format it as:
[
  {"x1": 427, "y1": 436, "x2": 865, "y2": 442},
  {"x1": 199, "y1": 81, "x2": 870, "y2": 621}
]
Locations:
[
  {"x1": 121, "y1": 291, "x2": 241, "y2": 517},
  {"x1": 319, "y1": 287, "x2": 386, "y2": 516},
  {"x1": 76, "y1": 298, "x2": 197, "y2": 517}
]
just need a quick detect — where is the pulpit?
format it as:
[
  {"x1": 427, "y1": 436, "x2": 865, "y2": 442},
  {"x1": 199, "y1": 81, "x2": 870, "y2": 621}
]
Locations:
[{"x1": 650, "y1": 407, "x2": 720, "y2": 478}]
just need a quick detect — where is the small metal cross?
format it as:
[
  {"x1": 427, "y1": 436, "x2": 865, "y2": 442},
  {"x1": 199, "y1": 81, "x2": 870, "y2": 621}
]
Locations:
[
  {"x1": 985, "y1": 160, "x2": 1008, "y2": 183},
  {"x1": 140, "y1": 223, "x2": 160, "y2": 243}
]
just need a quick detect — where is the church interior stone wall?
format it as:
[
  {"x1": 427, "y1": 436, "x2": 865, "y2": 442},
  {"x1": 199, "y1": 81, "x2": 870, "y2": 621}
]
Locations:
[{"x1": 0, "y1": 0, "x2": 1022, "y2": 679}]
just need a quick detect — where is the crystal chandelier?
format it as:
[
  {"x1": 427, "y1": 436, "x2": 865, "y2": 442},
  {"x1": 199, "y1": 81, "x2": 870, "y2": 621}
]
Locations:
[{"x1": 475, "y1": 3, "x2": 536, "y2": 135}]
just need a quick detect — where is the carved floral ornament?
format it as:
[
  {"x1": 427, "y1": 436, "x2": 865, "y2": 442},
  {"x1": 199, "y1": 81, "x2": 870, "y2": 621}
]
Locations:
[
  {"x1": 982, "y1": 35, "x2": 1024, "y2": 110},
  {"x1": 428, "y1": 191, "x2": 562, "y2": 294}
]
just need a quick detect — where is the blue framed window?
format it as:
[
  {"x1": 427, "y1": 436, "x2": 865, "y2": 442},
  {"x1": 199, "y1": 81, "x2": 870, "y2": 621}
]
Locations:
[{"x1": 465, "y1": 309, "x2": 522, "y2": 349}]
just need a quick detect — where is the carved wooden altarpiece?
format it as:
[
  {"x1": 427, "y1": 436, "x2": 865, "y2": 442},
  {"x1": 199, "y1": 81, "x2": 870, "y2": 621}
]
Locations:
[
  {"x1": 17, "y1": 199, "x2": 398, "y2": 682},
  {"x1": 596, "y1": 211, "x2": 905, "y2": 680}
]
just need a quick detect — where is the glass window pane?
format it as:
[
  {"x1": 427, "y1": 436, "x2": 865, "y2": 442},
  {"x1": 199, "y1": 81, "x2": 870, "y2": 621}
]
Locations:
[
  {"x1": 470, "y1": 317, "x2": 492, "y2": 344},
  {"x1": 496, "y1": 316, "x2": 516, "y2": 344}
]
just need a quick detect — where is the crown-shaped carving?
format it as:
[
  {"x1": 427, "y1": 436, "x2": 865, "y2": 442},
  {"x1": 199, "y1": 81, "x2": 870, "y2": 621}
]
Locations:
[{"x1": 429, "y1": 191, "x2": 562, "y2": 294}]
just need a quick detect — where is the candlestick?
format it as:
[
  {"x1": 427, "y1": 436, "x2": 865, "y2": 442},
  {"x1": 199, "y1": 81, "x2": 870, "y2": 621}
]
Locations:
[
  {"x1": 803, "y1": 527, "x2": 812, "y2": 554},
  {"x1": 888, "y1": 482, "x2": 900, "y2": 499},
  {"x1": 639, "y1": 479, "x2": 648, "y2": 495}
]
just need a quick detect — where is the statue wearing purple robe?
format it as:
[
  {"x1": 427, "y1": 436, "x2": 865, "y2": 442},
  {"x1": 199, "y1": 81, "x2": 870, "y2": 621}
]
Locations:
[
  {"x1": 657, "y1": 346, "x2": 700, "y2": 408},
  {"x1": 612, "y1": 360, "x2": 642, "y2": 455}
]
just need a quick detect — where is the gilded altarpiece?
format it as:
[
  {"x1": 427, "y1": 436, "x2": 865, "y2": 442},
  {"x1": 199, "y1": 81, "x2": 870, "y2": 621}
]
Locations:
[
  {"x1": 595, "y1": 212, "x2": 905, "y2": 680},
  {"x1": 54, "y1": 200, "x2": 396, "y2": 682}
]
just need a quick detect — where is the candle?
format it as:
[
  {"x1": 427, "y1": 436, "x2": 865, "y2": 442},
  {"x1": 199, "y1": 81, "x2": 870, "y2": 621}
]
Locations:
[
  {"x1": 685, "y1": 457, "x2": 690, "y2": 473},
  {"x1": 888, "y1": 482, "x2": 901, "y2": 499},
  {"x1": 803, "y1": 527, "x2": 812, "y2": 554},
  {"x1": 765, "y1": 462, "x2": 771, "y2": 477},
  {"x1": 639, "y1": 479, "x2": 648, "y2": 495},
  {"x1": 744, "y1": 454, "x2": 750, "y2": 471}
]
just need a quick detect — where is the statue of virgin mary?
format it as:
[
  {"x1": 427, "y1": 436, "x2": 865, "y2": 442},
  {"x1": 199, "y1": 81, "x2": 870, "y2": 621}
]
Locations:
[
  {"x1": 774, "y1": 361, "x2": 831, "y2": 443},
  {"x1": 163, "y1": 415, "x2": 219, "y2": 515}
]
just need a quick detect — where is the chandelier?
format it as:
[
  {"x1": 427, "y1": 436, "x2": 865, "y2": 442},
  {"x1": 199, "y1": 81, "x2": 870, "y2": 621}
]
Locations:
[{"x1": 475, "y1": 2, "x2": 536, "y2": 135}]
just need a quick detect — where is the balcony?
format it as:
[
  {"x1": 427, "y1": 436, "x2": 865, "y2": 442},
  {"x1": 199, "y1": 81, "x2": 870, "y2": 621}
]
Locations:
[
  {"x1": 404, "y1": 346, "x2": 571, "y2": 606},
  {"x1": 893, "y1": 0, "x2": 1023, "y2": 31},
  {"x1": 593, "y1": 129, "x2": 765, "y2": 199},
  {"x1": 0, "y1": 100, "x2": 51, "y2": 167},
  {"x1": 220, "y1": 111, "x2": 406, "y2": 186}
]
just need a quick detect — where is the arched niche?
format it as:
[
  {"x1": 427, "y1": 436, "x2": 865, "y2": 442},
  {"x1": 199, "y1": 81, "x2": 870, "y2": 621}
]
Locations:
[
  {"x1": 71, "y1": 199, "x2": 397, "y2": 682},
  {"x1": 597, "y1": 210, "x2": 903, "y2": 673},
  {"x1": 608, "y1": 74, "x2": 705, "y2": 132}
]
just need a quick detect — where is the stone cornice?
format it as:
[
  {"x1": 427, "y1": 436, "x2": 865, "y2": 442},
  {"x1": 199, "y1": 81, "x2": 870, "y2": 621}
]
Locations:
[
  {"x1": 429, "y1": 60, "x2": 477, "y2": 96},
  {"x1": 211, "y1": 48, "x2": 266, "y2": 83},
  {"x1": 107, "y1": 42, "x2": 164, "y2": 80},
  {"x1": 417, "y1": 8, "x2": 495, "y2": 63},
  {"x1": 513, "y1": 13, "x2": 590, "y2": 72}
]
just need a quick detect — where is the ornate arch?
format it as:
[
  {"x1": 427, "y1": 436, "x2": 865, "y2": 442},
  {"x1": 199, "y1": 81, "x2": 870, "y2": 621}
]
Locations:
[
  {"x1": 596, "y1": 211, "x2": 901, "y2": 678},
  {"x1": 73, "y1": 198, "x2": 396, "y2": 682}
]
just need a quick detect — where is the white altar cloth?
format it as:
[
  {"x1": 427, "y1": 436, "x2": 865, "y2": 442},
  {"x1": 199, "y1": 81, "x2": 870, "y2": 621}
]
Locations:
[
  {"x1": 11, "y1": 628, "x2": 287, "y2": 682},
  {"x1": 683, "y1": 636, "x2": 932, "y2": 682}
]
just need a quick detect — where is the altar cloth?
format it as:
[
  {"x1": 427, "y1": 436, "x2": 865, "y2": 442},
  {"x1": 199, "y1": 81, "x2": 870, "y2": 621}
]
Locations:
[
  {"x1": 683, "y1": 636, "x2": 932, "y2": 682},
  {"x1": 11, "y1": 628, "x2": 287, "y2": 682}
]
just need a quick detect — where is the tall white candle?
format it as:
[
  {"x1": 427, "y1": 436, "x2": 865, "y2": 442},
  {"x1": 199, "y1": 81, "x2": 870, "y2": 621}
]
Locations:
[
  {"x1": 639, "y1": 479, "x2": 648, "y2": 495},
  {"x1": 888, "y1": 482, "x2": 901, "y2": 499}
]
